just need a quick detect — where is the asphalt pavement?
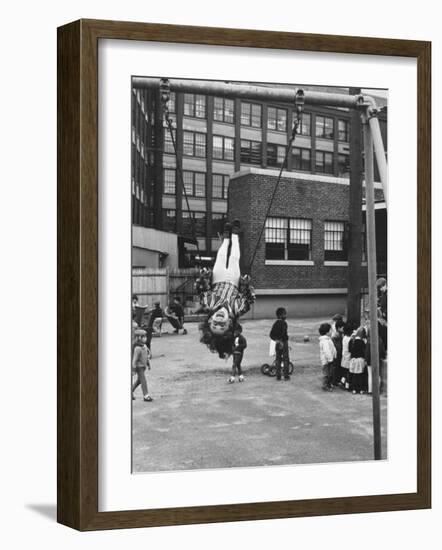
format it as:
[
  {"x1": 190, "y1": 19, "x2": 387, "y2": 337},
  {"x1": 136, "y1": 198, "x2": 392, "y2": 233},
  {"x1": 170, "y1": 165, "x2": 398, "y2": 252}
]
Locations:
[{"x1": 132, "y1": 318, "x2": 387, "y2": 472}]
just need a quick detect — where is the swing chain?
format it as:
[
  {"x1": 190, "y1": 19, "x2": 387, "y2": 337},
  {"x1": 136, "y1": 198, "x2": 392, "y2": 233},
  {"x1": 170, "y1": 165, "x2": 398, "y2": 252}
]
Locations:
[{"x1": 291, "y1": 89, "x2": 305, "y2": 141}]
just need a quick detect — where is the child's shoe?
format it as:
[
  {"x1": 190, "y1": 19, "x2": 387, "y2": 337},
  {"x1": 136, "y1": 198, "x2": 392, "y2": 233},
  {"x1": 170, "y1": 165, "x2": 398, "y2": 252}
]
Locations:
[
  {"x1": 238, "y1": 375, "x2": 244, "y2": 382},
  {"x1": 143, "y1": 395, "x2": 153, "y2": 402},
  {"x1": 352, "y1": 390, "x2": 357, "y2": 395},
  {"x1": 284, "y1": 375, "x2": 291, "y2": 381},
  {"x1": 182, "y1": 328, "x2": 188, "y2": 335},
  {"x1": 228, "y1": 376, "x2": 235, "y2": 383}
]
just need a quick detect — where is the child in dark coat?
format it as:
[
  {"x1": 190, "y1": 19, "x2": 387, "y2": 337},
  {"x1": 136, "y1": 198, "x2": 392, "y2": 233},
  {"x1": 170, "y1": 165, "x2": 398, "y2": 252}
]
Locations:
[
  {"x1": 270, "y1": 307, "x2": 291, "y2": 381},
  {"x1": 349, "y1": 327, "x2": 367, "y2": 394},
  {"x1": 229, "y1": 325, "x2": 247, "y2": 383}
]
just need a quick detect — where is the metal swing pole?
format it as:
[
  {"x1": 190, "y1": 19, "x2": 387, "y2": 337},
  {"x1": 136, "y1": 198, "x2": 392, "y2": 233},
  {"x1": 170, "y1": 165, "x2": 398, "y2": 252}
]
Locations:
[{"x1": 362, "y1": 113, "x2": 382, "y2": 460}]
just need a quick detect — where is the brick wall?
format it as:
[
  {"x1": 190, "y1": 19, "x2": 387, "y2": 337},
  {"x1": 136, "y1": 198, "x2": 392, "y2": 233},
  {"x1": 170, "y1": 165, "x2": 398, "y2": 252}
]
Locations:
[{"x1": 228, "y1": 173, "x2": 352, "y2": 290}]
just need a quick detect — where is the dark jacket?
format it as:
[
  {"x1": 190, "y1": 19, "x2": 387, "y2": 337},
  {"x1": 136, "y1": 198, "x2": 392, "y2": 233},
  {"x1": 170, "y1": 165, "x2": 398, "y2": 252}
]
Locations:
[
  {"x1": 270, "y1": 319, "x2": 288, "y2": 342},
  {"x1": 233, "y1": 334, "x2": 247, "y2": 354},
  {"x1": 349, "y1": 337, "x2": 366, "y2": 359}
]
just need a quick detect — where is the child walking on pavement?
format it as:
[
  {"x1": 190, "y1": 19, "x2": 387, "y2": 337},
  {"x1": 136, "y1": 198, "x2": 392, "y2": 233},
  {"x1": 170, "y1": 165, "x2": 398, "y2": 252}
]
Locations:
[
  {"x1": 132, "y1": 328, "x2": 153, "y2": 402},
  {"x1": 270, "y1": 307, "x2": 291, "y2": 381},
  {"x1": 229, "y1": 324, "x2": 247, "y2": 383},
  {"x1": 318, "y1": 322, "x2": 337, "y2": 391}
]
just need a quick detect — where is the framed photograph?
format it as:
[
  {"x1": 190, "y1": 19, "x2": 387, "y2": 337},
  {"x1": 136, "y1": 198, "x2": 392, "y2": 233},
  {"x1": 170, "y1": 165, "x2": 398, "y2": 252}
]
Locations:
[{"x1": 57, "y1": 19, "x2": 431, "y2": 530}]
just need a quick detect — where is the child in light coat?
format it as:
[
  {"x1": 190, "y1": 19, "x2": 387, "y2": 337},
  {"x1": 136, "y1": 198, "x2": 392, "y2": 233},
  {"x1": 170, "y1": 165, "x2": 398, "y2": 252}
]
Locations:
[{"x1": 318, "y1": 322, "x2": 337, "y2": 391}]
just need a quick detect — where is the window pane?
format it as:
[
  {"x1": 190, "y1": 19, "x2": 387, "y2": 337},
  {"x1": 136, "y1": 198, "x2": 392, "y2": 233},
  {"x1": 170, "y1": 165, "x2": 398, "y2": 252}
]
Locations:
[
  {"x1": 164, "y1": 129, "x2": 176, "y2": 153},
  {"x1": 195, "y1": 95, "x2": 206, "y2": 118},
  {"x1": 324, "y1": 221, "x2": 347, "y2": 260},
  {"x1": 214, "y1": 97, "x2": 223, "y2": 121},
  {"x1": 183, "y1": 94, "x2": 194, "y2": 117},
  {"x1": 224, "y1": 137, "x2": 234, "y2": 160},
  {"x1": 240, "y1": 139, "x2": 251, "y2": 163},
  {"x1": 194, "y1": 133, "x2": 206, "y2": 157},
  {"x1": 277, "y1": 108, "x2": 287, "y2": 131},
  {"x1": 241, "y1": 103, "x2": 250, "y2": 125},
  {"x1": 251, "y1": 141, "x2": 261, "y2": 164},
  {"x1": 183, "y1": 131, "x2": 194, "y2": 155},
  {"x1": 267, "y1": 107, "x2": 276, "y2": 130},
  {"x1": 225, "y1": 99, "x2": 234, "y2": 123},
  {"x1": 338, "y1": 154, "x2": 350, "y2": 177},
  {"x1": 324, "y1": 152, "x2": 333, "y2": 174},
  {"x1": 183, "y1": 171, "x2": 193, "y2": 195},
  {"x1": 315, "y1": 151, "x2": 324, "y2": 172},
  {"x1": 324, "y1": 117, "x2": 334, "y2": 139},
  {"x1": 164, "y1": 169, "x2": 176, "y2": 194},
  {"x1": 251, "y1": 104, "x2": 262, "y2": 127},
  {"x1": 300, "y1": 113, "x2": 311, "y2": 136},
  {"x1": 301, "y1": 149, "x2": 311, "y2": 171},
  {"x1": 212, "y1": 174, "x2": 223, "y2": 198},
  {"x1": 194, "y1": 173, "x2": 206, "y2": 196},
  {"x1": 267, "y1": 144, "x2": 277, "y2": 166},
  {"x1": 213, "y1": 136, "x2": 223, "y2": 159}
]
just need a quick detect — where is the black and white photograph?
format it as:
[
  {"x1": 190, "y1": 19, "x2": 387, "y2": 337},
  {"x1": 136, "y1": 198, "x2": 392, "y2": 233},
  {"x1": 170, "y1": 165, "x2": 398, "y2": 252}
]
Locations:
[{"x1": 130, "y1": 76, "x2": 388, "y2": 473}]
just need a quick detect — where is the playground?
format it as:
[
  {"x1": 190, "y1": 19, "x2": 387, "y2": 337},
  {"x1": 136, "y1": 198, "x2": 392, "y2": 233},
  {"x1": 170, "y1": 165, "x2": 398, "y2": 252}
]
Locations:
[{"x1": 132, "y1": 317, "x2": 387, "y2": 473}]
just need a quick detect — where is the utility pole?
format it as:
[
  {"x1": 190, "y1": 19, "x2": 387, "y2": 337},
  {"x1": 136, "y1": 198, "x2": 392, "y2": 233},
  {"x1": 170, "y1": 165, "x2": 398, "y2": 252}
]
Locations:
[{"x1": 346, "y1": 87, "x2": 363, "y2": 326}]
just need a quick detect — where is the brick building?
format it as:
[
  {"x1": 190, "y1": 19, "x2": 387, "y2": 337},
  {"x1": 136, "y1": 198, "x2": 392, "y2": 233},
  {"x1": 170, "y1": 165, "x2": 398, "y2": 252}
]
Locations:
[{"x1": 229, "y1": 169, "x2": 386, "y2": 318}]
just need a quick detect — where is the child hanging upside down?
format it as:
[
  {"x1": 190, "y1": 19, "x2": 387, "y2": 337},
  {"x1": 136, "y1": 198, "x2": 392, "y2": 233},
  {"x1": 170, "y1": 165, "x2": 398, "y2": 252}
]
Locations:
[{"x1": 196, "y1": 219, "x2": 256, "y2": 359}]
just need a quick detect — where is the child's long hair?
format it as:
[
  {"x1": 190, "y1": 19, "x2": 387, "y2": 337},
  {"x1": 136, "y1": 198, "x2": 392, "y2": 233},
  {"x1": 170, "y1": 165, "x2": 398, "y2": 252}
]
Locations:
[{"x1": 199, "y1": 317, "x2": 241, "y2": 358}]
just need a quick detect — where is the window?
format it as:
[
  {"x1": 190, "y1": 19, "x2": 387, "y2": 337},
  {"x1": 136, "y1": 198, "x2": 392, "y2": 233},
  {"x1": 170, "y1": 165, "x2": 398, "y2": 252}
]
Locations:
[
  {"x1": 241, "y1": 102, "x2": 262, "y2": 127},
  {"x1": 164, "y1": 169, "x2": 176, "y2": 194},
  {"x1": 163, "y1": 209, "x2": 176, "y2": 232},
  {"x1": 292, "y1": 147, "x2": 311, "y2": 171},
  {"x1": 213, "y1": 135, "x2": 234, "y2": 161},
  {"x1": 338, "y1": 154, "x2": 350, "y2": 177},
  {"x1": 183, "y1": 94, "x2": 206, "y2": 118},
  {"x1": 182, "y1": 171, "x2": 206, "y2": 197},
  {"x1": 240, "y1": 139, "x2": 261, "y2": 165},
  {"x1": 267, "y1": 143, "x2": 286, "y2": 167},
  {"x1": 212, "y1": 174, "x2": 229, "y2": 199},
  {"x1": 315, "y1": 150, "x2": 334, "y2": 174},
  {"x1": 288, "y1": 219, "x2": 312, "y2": 260},
  {"x1": 299, "y1": 113, "x2": 311, "y2": 136},
  {"x1": 183, "y1": 131, "x2": 206, "y2": 157},
  {"x1": 211, "y1": 213, "x2": 227, "y2": 236},
  {"x1": 267, "y1": 107, "x2": 287, "y2": 132},
  {"x1": 338, "y1": 119, "x2": 350, "y2": 142},
  {"x1": 324, "y1": 221, "x2": 347, "y2": 261},
  {"x1": 182, "y1": 211, "x2": 206, "y2": 237},
  {"x1": 315, "y1": 115, "x2": 334, "y2": 139},
  {"x1": 265, "y1": 217, "x2": 312, "y2": 261},
  {"x1": 213, "y1": 97, "x2": 234, "y2": 123},
  {"x1": 164, "y1": 129, "x2": 176, "y2": 154}
]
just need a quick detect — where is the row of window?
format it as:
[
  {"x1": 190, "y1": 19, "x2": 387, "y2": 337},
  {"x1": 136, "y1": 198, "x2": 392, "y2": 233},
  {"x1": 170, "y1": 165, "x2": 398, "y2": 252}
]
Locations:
[
  {"x1": 163, "y1": 209, "x2": 225, "y2": 237},
  {"x1": 164, "y1": 132, "x2": 350, "y2": 175},
  {"x1": 164, "y1": 169, "x2": 230, "y2": 199},
  {"x1": 161, "y1": 210, "x2": 352, "y2": 260},
  {"x1": 166, "y1": 92, "x2": 349, "y2": 139},
  {"x1": 265, "y1": 217, "x2": 348, "y2": 262}
]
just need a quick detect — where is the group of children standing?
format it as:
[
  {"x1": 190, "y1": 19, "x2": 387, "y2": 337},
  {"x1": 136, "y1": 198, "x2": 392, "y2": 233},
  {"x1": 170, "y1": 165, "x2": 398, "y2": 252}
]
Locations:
[{"x1": 319, "y1": 313, "x2": 387, "y2": 394}]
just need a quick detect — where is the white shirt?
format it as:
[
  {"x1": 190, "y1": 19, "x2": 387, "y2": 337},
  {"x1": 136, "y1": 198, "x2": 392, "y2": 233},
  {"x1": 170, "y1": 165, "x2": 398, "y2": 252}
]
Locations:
[{"x1": 319, "y1": 335, "x2": 337, "y2": 366}]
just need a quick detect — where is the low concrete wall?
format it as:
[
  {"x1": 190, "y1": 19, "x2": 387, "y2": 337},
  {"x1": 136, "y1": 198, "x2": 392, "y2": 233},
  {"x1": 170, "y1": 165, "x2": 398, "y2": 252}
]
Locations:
[{"x1": 244, "y1": 293, "x2": 347, "y2": 320}]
